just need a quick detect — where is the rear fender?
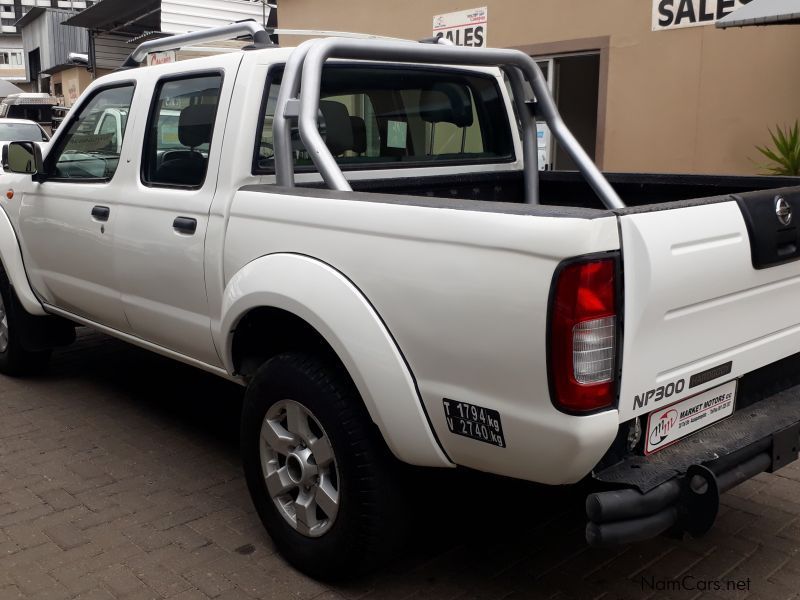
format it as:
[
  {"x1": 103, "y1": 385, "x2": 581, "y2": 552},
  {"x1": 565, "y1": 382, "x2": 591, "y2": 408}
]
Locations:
[{"x1": 217, "y1": 253, "x2": 453, "y2": 468}]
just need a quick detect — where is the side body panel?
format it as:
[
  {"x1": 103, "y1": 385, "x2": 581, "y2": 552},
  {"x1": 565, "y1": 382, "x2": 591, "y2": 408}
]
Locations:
[
  {"x1": 109, "y1": 55, "x2": 244, "y2": 367},
  {"x1": 220, "y1": 189, "x2": 621, "y2": 484},
  {"x1": 18, "y1": 178, "x2": 130, "y2": 331}
]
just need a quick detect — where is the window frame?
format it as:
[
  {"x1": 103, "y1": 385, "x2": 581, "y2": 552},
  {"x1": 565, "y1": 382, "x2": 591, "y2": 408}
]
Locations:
[
  {"x1": 251, "y1": 63, "x2": 517, "y2": 177},
  {"x1": 43, "y1": 81, "x2": 136, "y2": 184},
  {"x1": 140, "y1": 70, "x2": 225, "y2": 192}
]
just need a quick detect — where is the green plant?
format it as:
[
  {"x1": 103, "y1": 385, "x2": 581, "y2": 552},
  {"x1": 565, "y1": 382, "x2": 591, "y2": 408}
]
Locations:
[{"x1": 755, "y1": 121, "x2": 800, "y2": 176}]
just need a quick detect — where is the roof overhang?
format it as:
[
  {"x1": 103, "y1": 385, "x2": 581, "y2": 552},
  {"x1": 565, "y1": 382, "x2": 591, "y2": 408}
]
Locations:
[
  {"x1": 717, "y1": 0, "x2": 800, "y2": 28},
  {"x1": 1, "y1": 93, "x2": 58, "y2": 105},
  {"x1": 63, "y1": 0, "x2": 161, "y2": 35},
  {"x1": 42, "y1": 63, "x2": 90, "y2": 76},
  {"x1": 15, "y1": 7, "x2": 46, "y2": 29}
]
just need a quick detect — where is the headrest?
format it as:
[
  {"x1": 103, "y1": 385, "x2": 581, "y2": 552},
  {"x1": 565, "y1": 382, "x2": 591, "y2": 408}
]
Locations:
[
  {"x1": 178, "y1": 104, "x2": 217, "y2": 148},
  {"x1": 350, "y1": 116, "x2": 367, "y2": 154},
  {"x1": 319, "y1": 100, "x2": 354, "y2": 156},
  {"x1": 420, "y1": 84, "x2": 474, "y2": 128}
]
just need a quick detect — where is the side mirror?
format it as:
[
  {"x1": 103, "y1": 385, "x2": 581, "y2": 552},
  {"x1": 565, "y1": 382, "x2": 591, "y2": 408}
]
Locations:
[{"x1": 2, "y1": 141, "x2": 44, "y2": 180}]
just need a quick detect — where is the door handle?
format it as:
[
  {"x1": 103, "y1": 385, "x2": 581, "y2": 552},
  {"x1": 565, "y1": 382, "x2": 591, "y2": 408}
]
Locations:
[
  {"x1": 91, "y1": 205, "x2": 110, "y2": 221},
  {"x1": 173, "y1": 216, "x2": 197, "y2": 235}
]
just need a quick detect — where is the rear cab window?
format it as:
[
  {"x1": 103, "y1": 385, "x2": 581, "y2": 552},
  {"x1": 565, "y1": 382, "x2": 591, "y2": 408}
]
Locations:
[{"x1": 253, "y1": 65, "x2": 515, "y2": 174}]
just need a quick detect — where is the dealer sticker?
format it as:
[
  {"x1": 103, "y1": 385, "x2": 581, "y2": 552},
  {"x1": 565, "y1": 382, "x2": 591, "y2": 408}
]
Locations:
[{"x1": 645, "y1": 380, "x2": 737, "y2": 455}]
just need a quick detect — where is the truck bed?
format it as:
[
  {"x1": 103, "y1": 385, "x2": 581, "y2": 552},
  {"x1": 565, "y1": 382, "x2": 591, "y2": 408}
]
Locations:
[{"x1": 326, "y1": 171, "x2": 800, "y2": 210}]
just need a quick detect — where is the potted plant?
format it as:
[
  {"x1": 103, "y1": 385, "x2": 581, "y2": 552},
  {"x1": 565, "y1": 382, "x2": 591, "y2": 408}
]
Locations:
[{"x1": 755, "y1": 121, "x2": 800, "y2": 176}]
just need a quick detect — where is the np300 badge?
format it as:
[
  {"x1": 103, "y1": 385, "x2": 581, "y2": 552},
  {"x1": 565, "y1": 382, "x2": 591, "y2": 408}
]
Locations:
[{"x1": 633, "y1": 379, "x2": 686, "y2": 410}]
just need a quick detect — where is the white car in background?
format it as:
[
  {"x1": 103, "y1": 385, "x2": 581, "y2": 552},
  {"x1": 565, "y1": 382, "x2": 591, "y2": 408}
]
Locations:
[
  {"x1": 0, "y1": 118, "x2": 50, "y2": 174},
  {"x1": 0, "y1": 118, "x2": 49, "y2": 143}
]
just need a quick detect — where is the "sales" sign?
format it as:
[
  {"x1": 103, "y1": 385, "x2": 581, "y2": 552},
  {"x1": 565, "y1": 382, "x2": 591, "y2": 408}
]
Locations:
[
  {"x1": 652, "y1": 0, "x2": 755, "y2": 31},
  {"x1": 433, "y1": 7, "x2": 488, "y2": 47}
]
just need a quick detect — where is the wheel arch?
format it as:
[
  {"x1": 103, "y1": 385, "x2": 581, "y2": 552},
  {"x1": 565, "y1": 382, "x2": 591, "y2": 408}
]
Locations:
[
  {"x1": 0, "y1": 206, "x2": 46, "y2": 316},
  {"x1": 218, "y1": 253, "x2": 452, "y2": 469},
  {"x1": 230, "y1": 306, "x2": 340, "y2": 378}
]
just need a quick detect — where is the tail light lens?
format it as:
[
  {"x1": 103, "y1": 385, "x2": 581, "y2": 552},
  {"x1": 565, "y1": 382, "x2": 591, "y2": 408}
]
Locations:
[{"x1": 550, "y1": 258, "x2": 618, "y2": 412}]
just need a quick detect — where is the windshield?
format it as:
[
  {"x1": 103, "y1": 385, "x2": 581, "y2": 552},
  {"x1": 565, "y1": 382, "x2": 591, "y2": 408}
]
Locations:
[{"x1": 0, "y1": 122, "x2": 48, "y2": 142}]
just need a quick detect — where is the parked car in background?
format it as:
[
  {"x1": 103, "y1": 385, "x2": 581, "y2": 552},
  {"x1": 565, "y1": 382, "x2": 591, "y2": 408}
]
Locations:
[
  {"x1": 0, "y1": 118, "x2": 49, "y2": 174},
  {"x1": 0, "y1": 93, "x2": 59, "y2": 135},
  {"x1": 0, "y1": 119, "x2": 49, "y2": 143},
  {"x1": 51, "y1": 105, "x2": 70, "y2": 133}
]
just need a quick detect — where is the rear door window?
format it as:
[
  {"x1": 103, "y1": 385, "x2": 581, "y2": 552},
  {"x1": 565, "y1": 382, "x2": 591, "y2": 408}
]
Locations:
[
  {"x1": 254, "y1": 65, "x2": 515, "y2": 174},
  {"x1": 142, "y1": 73, "x2": 222, "y2": 189}
]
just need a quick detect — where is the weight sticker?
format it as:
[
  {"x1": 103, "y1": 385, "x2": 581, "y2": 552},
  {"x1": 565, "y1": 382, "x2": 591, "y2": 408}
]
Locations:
[{"x1": 443, "y1": 399, "x2": 505, "y2": 448}]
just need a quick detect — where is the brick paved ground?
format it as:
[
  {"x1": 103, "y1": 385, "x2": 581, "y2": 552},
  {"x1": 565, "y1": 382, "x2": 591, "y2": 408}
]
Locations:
[{"x1": 1, "y1": 330, "x2": 800, "y2": 600}]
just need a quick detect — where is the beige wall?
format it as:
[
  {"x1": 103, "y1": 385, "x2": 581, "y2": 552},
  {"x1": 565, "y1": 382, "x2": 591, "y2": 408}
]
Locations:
[
  {"x1": 280, "y1": 0, "x2": 800, "y2": 175},
  {"x1": 50, "y1": 67, "x2": 93, "y2": 107}
]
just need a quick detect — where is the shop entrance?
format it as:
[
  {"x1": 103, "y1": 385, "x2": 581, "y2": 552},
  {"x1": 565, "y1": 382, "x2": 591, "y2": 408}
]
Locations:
[{"x1": 535, "y1": 52, "x2": 600, "y2": 171}]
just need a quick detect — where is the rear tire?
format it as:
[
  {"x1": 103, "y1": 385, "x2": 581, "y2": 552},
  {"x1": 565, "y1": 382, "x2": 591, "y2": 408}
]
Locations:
[
  {"x1": 241, "y1": 353, "x2": 407, "y2": 580},
  {"x1": 0, "y1": 266, "x2": 50, "y2": 376}
]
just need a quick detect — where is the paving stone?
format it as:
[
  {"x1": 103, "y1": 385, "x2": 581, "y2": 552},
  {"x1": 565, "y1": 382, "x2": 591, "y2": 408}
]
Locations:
[{"x1": 44, "y1": 523, "x2": 89, "y2": 551}]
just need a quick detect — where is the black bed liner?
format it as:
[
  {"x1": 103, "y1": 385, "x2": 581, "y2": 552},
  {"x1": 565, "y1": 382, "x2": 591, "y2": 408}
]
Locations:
[{"x1": 273, "y1": 169, "x2": 800, "y2": 211}]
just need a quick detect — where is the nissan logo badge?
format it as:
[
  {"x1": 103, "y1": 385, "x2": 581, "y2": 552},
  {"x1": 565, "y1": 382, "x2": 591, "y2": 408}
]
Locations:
[{"x1": 776, "y1": 196, "x2": 792, "y2": 227}]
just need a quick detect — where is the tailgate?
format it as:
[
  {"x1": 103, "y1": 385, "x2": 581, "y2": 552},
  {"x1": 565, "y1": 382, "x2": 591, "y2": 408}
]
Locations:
[{"x1": 617, "y1": 188, "x2": 800, "y2": 422}]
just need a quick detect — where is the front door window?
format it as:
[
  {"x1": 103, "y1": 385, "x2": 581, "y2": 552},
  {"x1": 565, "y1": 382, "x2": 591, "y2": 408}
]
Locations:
[{"x1": 46, "y1": 84, "x2": 135, "y2": 181}]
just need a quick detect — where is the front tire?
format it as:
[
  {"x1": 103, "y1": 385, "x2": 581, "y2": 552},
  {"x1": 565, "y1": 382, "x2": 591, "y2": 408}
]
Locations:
[
  {"x1": 0, "y1": 267, "x2": 51, "y2": 376},
  {"x1": 241, "y1": 353, "x2": 406, "y2": 580}
]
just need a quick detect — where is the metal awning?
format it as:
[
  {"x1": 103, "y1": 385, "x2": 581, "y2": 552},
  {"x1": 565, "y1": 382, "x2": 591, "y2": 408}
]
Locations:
[
  {"x1": 63, "y1": 0, "x2": 160, "y2": 34},
  {"x1": 0, "y1": 80, "x2": 24, "y2": 97},
  {"x1": 15, "y1": 7, "x2": 46, "y2": 29},
  {"x1": 1, "y1": 93, "x2": 58, "y2": 105},
  {"x1": 717, "y1": 0, "x2": 800, "y2": 28}
]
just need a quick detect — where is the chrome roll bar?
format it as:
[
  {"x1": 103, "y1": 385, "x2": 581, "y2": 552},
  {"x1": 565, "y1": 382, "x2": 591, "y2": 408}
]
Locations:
[{"x1": 274, "y1": 38, "x2": 625, "y2": 210}]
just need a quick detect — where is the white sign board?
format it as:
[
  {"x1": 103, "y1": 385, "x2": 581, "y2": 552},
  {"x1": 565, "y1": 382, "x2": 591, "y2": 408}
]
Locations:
[
  {"x1": 147, "y1": 51, "x2": 177, "y2": 66},
  {"x1": 653, "y1": 0, "x2": 754, "y2": 31},
  {"x1": 536, "y1": 123, "x2": 551, "y2": 171},
  {"x1": 645, "y1": 380, "x2": 736, "y2": 454},
  {"x1": 433, "y1": 7, "x2": 487, "y2": 47}
]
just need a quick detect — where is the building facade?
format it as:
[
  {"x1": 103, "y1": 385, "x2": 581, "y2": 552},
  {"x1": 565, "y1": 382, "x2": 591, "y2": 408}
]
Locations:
[
  {"x1": 63, "y1": 0, "x2": 272, "y2": 74},
  {"x1": 18, "y1": 7, "x2": 90, "y2": 101},
  {"x1": 0, "y1": 0, "x2": 94, "y2": 35},
  {"x1": 0, "y1": 0, "x2": 96, "y2": 87},
  {"x1": 279, "y1": 0, "x2": 800, "y2": 176}
]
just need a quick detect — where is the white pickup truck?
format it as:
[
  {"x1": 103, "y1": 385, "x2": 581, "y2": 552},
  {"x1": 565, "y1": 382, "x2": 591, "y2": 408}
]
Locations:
[{"x1": 2, "y1": 22, "x2": 800, "y2": 579}]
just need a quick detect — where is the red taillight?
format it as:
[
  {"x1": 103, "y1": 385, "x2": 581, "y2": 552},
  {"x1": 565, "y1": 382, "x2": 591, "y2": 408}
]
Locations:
[{"x1": 550, "y1": 258, "x2": 618, "y2": 412}]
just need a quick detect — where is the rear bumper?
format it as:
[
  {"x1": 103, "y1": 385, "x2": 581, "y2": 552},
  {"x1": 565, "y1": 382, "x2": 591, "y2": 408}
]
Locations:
[{"x1": 586, "y1": 382, "x2": 800, "y2": 546}]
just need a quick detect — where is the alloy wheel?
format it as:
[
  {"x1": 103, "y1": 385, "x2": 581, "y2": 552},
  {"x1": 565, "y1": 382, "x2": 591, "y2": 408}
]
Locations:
[{"x1": 259, "y1": 399, "x2": 340, "y2": 537}]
